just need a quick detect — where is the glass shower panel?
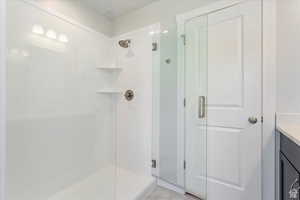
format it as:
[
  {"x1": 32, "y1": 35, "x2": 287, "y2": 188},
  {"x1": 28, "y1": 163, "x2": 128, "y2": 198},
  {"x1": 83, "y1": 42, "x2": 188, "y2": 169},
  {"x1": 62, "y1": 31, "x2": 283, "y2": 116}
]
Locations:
[
  {"x1": 184, "y1": 15, "x2": 208, "y2": 199},
  {"x1": 157, "y1": 24, "x2": 180, "y2": 186},
  {"x1": 6, "y1": 1, "x2": 116, "y2": 200}
]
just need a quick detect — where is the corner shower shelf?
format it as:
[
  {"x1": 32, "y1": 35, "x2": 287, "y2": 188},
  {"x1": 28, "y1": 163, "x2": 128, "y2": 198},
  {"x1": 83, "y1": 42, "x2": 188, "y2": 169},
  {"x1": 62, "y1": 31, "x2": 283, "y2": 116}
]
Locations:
[
  {"x1": 96, "y1": 66, "x2": 123, "y2": 70},
  {"x1": 96, "y1": 89, "x2": 122, "y2": 94}
]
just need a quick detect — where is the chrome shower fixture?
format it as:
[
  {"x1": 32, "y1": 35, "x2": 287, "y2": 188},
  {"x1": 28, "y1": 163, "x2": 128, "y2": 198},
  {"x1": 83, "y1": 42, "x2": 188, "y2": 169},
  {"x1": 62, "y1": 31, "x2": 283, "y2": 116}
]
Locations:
[{"x1": 119, "y1": 39, "x2": 131, "y2": 48}]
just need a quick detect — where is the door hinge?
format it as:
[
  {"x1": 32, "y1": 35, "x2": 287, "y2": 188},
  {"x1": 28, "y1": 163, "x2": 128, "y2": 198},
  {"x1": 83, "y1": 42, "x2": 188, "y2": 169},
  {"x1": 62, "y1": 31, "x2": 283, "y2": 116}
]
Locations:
[
  {"x1": 181, "y1": 34, "x2": 186, "y2": 45},
  {"x1": 184, "y1": 98, "x2": 186, "y2": 107},
  {"x1": 184, "y1": 160, "x2": 186, "y2": 170},
  {"x1": 152, "y1": 42, "x2": 158, "y2": 51},
  {"x1": 261, "y1": 116, "x2": 264, "y2": 123},
  {"x1": 152, "y1": 159, "x2": 157, "y2": 168}
]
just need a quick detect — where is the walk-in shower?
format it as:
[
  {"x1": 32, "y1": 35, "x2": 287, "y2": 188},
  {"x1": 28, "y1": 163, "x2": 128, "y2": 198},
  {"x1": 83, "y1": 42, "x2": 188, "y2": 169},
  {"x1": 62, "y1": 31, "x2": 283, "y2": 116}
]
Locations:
[
  {"x1": 2, "y1": 0, "x2": 265, "y2": 200},
  {"x1": 5, "y1": 1, "x2": 156, "y2": 200}
]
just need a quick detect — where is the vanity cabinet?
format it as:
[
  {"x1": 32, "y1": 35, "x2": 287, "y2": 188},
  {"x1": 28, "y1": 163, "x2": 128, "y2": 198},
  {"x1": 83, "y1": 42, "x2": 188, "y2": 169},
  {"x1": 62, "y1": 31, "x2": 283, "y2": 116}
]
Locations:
[
  {"x1": 280, "y1": 133, "x2": 300, "y2": 200},
  {"x1": 280, "y1": 153, "x2": 299, "y2": 200}
]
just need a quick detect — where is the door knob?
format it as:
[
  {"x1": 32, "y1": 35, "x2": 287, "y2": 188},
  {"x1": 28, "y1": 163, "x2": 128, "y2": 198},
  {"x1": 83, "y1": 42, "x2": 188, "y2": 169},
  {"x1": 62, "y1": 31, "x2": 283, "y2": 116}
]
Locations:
[{"x1": 248, "y1": 117, "x2": 258, "y2": 124}]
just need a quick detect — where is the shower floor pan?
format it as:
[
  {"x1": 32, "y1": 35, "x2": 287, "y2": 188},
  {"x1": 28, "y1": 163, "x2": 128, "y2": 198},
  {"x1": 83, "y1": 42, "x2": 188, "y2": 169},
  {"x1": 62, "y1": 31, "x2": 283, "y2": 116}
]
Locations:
[{"x1": 48, "y1": 166, "x2": 155, "y2": 200}]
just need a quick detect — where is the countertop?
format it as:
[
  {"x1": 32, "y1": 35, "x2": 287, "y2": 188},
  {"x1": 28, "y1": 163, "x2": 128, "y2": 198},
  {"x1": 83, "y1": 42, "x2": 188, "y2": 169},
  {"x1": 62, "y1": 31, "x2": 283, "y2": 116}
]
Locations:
[{"x1": 277, "y1": 122, "x2": 300, "y2": 146}]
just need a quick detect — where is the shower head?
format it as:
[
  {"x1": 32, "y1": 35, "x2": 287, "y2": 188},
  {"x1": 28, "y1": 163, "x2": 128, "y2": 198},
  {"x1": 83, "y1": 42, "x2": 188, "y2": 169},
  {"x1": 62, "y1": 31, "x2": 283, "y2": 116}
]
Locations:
[{"x1": 118, "y1": 39, "x2": 131, "y2": 48}]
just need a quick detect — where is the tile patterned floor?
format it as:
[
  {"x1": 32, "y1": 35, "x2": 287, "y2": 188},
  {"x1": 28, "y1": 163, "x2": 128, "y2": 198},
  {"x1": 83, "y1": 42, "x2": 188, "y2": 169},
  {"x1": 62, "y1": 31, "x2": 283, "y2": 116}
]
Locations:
[{"x1": 144, "y1": 186, "x2": 200, "y2": 200}]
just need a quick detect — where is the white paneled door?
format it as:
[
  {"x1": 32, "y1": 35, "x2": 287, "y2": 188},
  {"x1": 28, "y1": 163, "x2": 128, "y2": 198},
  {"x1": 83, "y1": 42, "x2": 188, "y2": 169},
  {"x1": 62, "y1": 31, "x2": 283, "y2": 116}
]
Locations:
[{"x1": 185, "y1": 1, "x2": 262, "y2": 200}]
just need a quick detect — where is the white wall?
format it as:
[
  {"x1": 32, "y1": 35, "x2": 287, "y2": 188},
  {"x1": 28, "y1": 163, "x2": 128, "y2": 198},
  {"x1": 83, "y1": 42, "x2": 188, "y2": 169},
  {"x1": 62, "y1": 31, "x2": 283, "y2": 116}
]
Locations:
[
  {"x1": 0, "y1": 0, "x2": 6, "y2": 199},
  {"x1": 263, "y1": 1, "x2": 277, "y2": 200},
  {"x1": 275, "y1": 1, "x2": 300, "y2": 198},
  {"x1": 274, "y1": 1, "x2": 300, "y2": 200},
  {"x1": 28, "y1": 0, "x2": 113, "y2": 36},
  {"x1": 112, "y1": 0, "x2": 222, "y2": 35},
  {"x1": 276, "y1": 0, "x2": 300, "y2": 114},
  {"x1": 6, "y1": 1, "x2": 115, "y2": 199}
]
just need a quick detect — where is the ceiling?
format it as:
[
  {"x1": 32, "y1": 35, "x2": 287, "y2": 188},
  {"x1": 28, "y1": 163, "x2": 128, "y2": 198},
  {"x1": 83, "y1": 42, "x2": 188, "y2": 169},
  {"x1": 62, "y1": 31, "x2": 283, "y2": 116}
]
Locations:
[{"x1": 84, "y1": 0, "x2": 159, "y2": 20}]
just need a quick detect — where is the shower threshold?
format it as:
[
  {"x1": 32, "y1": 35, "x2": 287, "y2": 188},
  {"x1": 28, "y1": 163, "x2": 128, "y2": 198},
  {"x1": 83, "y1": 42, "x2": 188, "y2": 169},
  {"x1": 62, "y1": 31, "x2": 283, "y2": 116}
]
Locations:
[{"x1": 47, "y1": 166, "x2": 155, "y2": 200}]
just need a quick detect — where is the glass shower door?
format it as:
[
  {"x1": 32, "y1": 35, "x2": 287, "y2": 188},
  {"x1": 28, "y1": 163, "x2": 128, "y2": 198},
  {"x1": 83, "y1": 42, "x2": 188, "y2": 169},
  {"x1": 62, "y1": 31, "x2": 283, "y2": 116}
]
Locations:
[
  {"x1": 184, "y1": 15, "x2": 208, "y2": 199},
  {"x1": 157, "y1": 24, "x2": 181, "y2": 186}
]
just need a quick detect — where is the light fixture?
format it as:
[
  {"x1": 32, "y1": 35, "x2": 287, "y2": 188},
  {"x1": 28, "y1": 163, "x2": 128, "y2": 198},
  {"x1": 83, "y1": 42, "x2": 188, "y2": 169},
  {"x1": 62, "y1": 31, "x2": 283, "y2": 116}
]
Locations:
[
  {"x1": 46, "y1": 30, "x2": 57, "y2": 39},
  {"x1": 58, "y1": 34, "x2": 69, "y2": 43},
  {"x1": 162, "y1": 30, "x2": 169, "y2": 34},
  {"x1": 32, "y1": 24, "x2": 44, "y2": 35}
]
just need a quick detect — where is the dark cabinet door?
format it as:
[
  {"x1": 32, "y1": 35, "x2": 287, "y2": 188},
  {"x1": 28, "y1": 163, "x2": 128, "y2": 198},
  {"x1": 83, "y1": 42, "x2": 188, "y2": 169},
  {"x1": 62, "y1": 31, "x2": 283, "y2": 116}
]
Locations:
[{"x1": 281, "y1": 153, "x2": 300, "y2": 200}]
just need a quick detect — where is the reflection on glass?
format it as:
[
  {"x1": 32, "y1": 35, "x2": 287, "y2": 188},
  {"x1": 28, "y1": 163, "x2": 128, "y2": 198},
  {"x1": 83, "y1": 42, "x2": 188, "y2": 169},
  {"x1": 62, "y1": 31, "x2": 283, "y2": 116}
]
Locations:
[
  {"x1": 32, "y1": 24, "x2": 69, "y2": 44},
  {"x1": 46, "y1": 29, "x2": 57, "y2": 39},
  {"x1": 32, "y1": 24, "x2": 44, "y2": 35},
  {"x1": 58, "y1": 34, "x2": 68, "y2": 43},
  {"x1": 8, "y1": 48, "x2": 30, "y2": 59}
]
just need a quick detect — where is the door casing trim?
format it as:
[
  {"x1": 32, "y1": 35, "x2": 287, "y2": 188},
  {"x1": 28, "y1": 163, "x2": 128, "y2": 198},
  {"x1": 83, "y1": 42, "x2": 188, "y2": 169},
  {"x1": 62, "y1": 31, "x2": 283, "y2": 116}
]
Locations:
[{"x1": 0, "y1": 0, "x2": 6, "y2": 199}]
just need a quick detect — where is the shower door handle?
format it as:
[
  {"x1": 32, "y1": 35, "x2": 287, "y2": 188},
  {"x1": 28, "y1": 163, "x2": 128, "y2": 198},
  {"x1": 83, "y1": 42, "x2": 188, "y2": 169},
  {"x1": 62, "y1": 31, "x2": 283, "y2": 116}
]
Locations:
[{"x1": 198, "y1": 96, "x2": 206, "y2": 119}]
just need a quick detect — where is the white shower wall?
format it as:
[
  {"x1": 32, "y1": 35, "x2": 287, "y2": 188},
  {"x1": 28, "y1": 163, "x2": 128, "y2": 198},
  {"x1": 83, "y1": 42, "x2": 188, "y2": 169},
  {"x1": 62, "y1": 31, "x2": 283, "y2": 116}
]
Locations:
[
  {"x1": 6, "y1": 1, "x2": 156, "y2": 199},
  {"x1": 7, "y1": 1, "x2": 115, "y2": 200}
]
